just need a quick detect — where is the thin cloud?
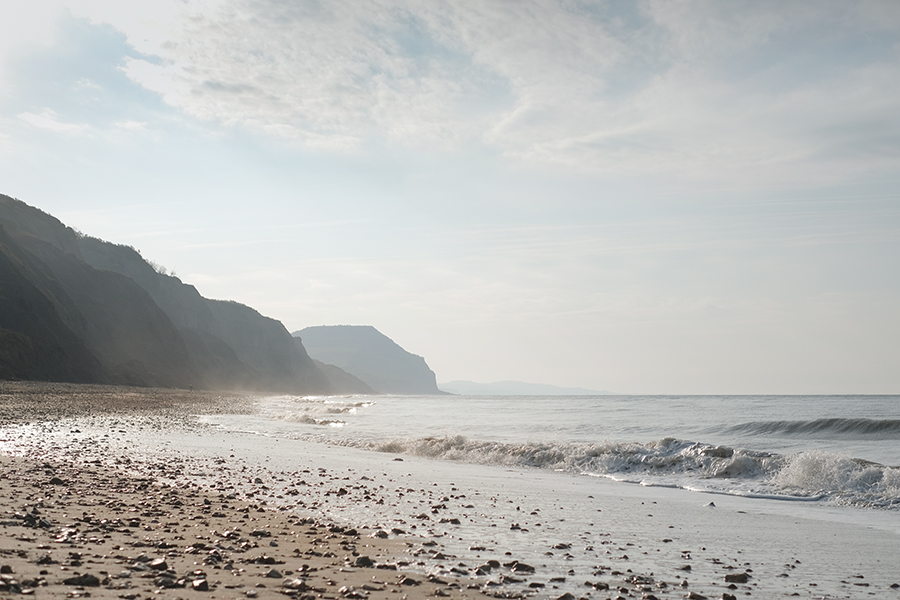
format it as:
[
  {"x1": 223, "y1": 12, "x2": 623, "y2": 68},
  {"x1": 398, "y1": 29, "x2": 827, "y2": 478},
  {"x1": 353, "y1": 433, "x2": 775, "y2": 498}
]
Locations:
[
  {"x1": 118, "y1": 0, "x2": 900, "y2": 185},
  {"x1": 17, "y1": 108, "x2": 90, "y2": 134}
]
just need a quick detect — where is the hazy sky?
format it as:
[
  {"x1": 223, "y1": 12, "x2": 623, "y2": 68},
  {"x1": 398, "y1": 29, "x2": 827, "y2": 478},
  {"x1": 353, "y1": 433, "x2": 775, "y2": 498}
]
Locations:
[{"x1": 1, "y1": 0, "x2": 898, "y2": 393}]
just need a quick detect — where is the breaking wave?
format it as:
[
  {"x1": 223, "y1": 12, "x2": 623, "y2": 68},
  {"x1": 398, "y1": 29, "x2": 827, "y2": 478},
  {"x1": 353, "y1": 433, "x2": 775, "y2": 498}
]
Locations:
[
  {"x1": 722, "y1": 418, "x2": 900, "y2": 439},
  {"x1": 365, "y1": 435, "x2": 900, "y2": 509}
]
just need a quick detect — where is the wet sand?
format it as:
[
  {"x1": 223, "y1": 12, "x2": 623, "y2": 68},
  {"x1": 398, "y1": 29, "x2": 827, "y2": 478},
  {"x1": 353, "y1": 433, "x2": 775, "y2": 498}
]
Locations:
[{"x1": 1, "y1": 382, "x2": 898, "y2": 600}]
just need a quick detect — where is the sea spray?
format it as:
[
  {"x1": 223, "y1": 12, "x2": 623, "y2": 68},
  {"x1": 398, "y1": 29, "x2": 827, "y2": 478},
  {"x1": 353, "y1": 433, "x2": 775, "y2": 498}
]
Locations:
[{"x1": 772, "y1": 449, "x2": 900, "y2": 507}]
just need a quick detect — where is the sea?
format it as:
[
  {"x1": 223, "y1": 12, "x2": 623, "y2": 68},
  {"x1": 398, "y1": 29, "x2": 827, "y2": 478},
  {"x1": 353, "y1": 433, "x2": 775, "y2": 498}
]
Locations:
[{"x1": 199, "y1": 393, "x2": 900, "y2": 510}]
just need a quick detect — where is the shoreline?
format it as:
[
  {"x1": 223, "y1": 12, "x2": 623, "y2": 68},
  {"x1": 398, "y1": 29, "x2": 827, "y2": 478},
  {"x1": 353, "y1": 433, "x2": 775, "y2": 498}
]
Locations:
[{"x1": 2, "y1": 382, "x2": 899, "y2": 600}]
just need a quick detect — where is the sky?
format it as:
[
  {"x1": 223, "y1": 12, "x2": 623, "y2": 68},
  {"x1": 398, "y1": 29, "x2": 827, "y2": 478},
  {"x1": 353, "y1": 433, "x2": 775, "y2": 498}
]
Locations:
[{"x1": 1, "y1": 0, "x2": 898, "y2": 394}]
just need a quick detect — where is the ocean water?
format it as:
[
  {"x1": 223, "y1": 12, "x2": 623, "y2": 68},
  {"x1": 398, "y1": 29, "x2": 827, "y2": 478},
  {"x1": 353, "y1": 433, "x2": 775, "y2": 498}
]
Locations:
[{"x1": 198, "y1": 394, "x2": 900, "y2": 510}]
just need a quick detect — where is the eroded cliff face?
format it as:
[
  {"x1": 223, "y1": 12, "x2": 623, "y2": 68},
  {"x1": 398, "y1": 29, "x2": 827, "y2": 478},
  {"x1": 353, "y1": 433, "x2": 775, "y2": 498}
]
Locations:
[
  {"x1": 0, "y1": 227, "x2": 106, "y2": 383},
  {"x1": 295, "y1": 325, "x2": 444, "y2": 395},
  {"x1": 0, "y1": 194, "x2": 339, "y2": 393}
]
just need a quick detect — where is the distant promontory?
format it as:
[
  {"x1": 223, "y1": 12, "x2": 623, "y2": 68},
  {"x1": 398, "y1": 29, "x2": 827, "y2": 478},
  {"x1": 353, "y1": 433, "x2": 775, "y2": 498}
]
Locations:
[{"x1": 294, "y1": 325, "x2": 445, "y2": 395}]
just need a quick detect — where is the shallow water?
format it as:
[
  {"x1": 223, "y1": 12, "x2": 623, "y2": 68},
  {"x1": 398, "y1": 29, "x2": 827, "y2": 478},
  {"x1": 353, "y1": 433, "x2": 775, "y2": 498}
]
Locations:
[{"x1": 198, "y1": 394, "x2": 900, "y2": 509}]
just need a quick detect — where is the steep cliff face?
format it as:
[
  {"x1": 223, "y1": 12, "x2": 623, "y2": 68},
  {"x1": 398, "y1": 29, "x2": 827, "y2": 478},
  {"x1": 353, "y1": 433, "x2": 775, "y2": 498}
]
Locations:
[
  {"x1": 295, "y1": 325, "x2": 444, "y2": 395},
  {"x1": 77, "y1": 235, "x2": 327, "y2": 392},
  {"x1": 0, "y1": 228, "x2": 106, "y2": 382},
  {"x1": 0, "y1": 194, "x2": 335, "y2": 393},
  {"x1": 203, "y1": 299, "x2": 328, "y2": 392},
  {"x1": 0, "y1": 198, "x2": 198, "y2": 387}
]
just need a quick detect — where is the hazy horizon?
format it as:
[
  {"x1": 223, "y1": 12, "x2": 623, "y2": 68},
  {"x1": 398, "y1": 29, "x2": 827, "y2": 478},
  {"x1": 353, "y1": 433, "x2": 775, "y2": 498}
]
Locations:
[{"x1": 1, "y1": 1, "x2": 898, "y2": 394}]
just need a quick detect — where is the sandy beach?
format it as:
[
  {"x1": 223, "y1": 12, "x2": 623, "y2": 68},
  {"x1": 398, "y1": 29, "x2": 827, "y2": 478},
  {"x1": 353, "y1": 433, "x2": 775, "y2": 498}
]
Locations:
[
  {"x1": 2, "y1": 382, "x2": 898, "y2": 600},
  {"x1": 0, "y1": 383, "x2": 481, "y2": 600}
]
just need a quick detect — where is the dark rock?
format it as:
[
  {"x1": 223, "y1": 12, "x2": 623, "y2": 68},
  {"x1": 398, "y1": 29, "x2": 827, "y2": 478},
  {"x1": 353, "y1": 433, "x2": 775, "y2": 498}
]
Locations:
[
  {"x1": 192, "y1": 578, "x2": 210, "y2": 591},
  {"x1": 63, "y1": 574, "x2": 100, "y2": 586},
  {"x1": 355, "y1": 556, "x2": 375, "y2": 568},
  {"x1": 686, "y1": 593, "x2": 707, "y2": 600},
  {"x1": 0, "y1": 566, "x2": 12, "y2": 574},
  {"x1": 154, "y1": 575, "x2": 182, "y2": 589},
  {"x1": 724, "y1": 573, "x2": 750, "y2": 584},
  {"x1": 556, "y1": 594, "x2": 576, "y2": 600},
  {"x1": 149, "y1": 558, "x2": 168, "y2": 571},
  {"x1": 265, "y1": 569, "x2": 282, "y2": 579},
  {"x1": 722, "y1": 593, "x2": 737, "y2": 600}
]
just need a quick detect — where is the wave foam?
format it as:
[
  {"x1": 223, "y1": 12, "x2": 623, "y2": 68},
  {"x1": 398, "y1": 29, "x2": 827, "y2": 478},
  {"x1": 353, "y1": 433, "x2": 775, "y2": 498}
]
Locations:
[{"x1": 364, "y1": 435, "x2": 899, "y2": 508}]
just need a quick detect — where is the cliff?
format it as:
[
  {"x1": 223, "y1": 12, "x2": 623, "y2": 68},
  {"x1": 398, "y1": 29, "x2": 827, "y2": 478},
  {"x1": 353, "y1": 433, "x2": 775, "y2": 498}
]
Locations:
[
  {"x1": 0, "y1": 194, "x2": 342, "y2": 394},
  {"x1": 294, "y1": 325, "x2": 444, "y2": 395}
]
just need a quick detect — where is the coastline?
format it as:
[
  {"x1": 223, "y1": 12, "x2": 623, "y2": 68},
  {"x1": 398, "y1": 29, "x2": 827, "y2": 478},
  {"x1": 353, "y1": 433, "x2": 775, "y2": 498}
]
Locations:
[{"x1": 1, "y1": 382, "x2": 899, "y2": 600}]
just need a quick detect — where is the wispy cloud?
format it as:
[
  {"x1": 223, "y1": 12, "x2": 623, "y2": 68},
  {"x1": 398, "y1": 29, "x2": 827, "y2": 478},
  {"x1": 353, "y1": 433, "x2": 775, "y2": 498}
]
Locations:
[
  {"x1": 17, "y1": 108, "x2": 89, "y2": 134},
  {"x1": 119, "y1": 0, "x2": 900, "y2": 184}
]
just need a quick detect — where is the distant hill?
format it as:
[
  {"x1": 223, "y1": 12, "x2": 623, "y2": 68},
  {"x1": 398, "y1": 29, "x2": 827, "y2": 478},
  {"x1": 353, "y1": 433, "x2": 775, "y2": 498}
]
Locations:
[
  {"x1": 294, "y1": 325, "x2": 445, "y2": 395},
  {"x1": 439, "y1": 380, "x2": 611, "y2": 396},
  {"x1": 0, "y1": 194, "x2": 362, "y2": 394}
]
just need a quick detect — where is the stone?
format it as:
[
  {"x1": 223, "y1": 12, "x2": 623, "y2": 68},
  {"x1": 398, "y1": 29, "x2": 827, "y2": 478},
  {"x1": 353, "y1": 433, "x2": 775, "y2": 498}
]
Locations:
[
  {"x1": 154, "y1": 575, "x2": 181, "y2": 589},
  {"x1": 724, "y1": 573, "x2": 750, "y2": 584},
  {"x1": 63, "y1": 574, "x2": 100, "y2": 586},
  {"x1": 149, "y1": 558, "x2": 168, "y2": 571},
  {"x1": 283, "y1": 579, "x2": 308, "y2": 591},
  {"x1": 192, "y1": 578, "x2": 210, "y2": 591},
  {"x1": 354, "y1": 556, "x2": 375, "y2": 568},
  {"x1": 510, "y1": 562, "x2": 535, "y2": 573}
]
